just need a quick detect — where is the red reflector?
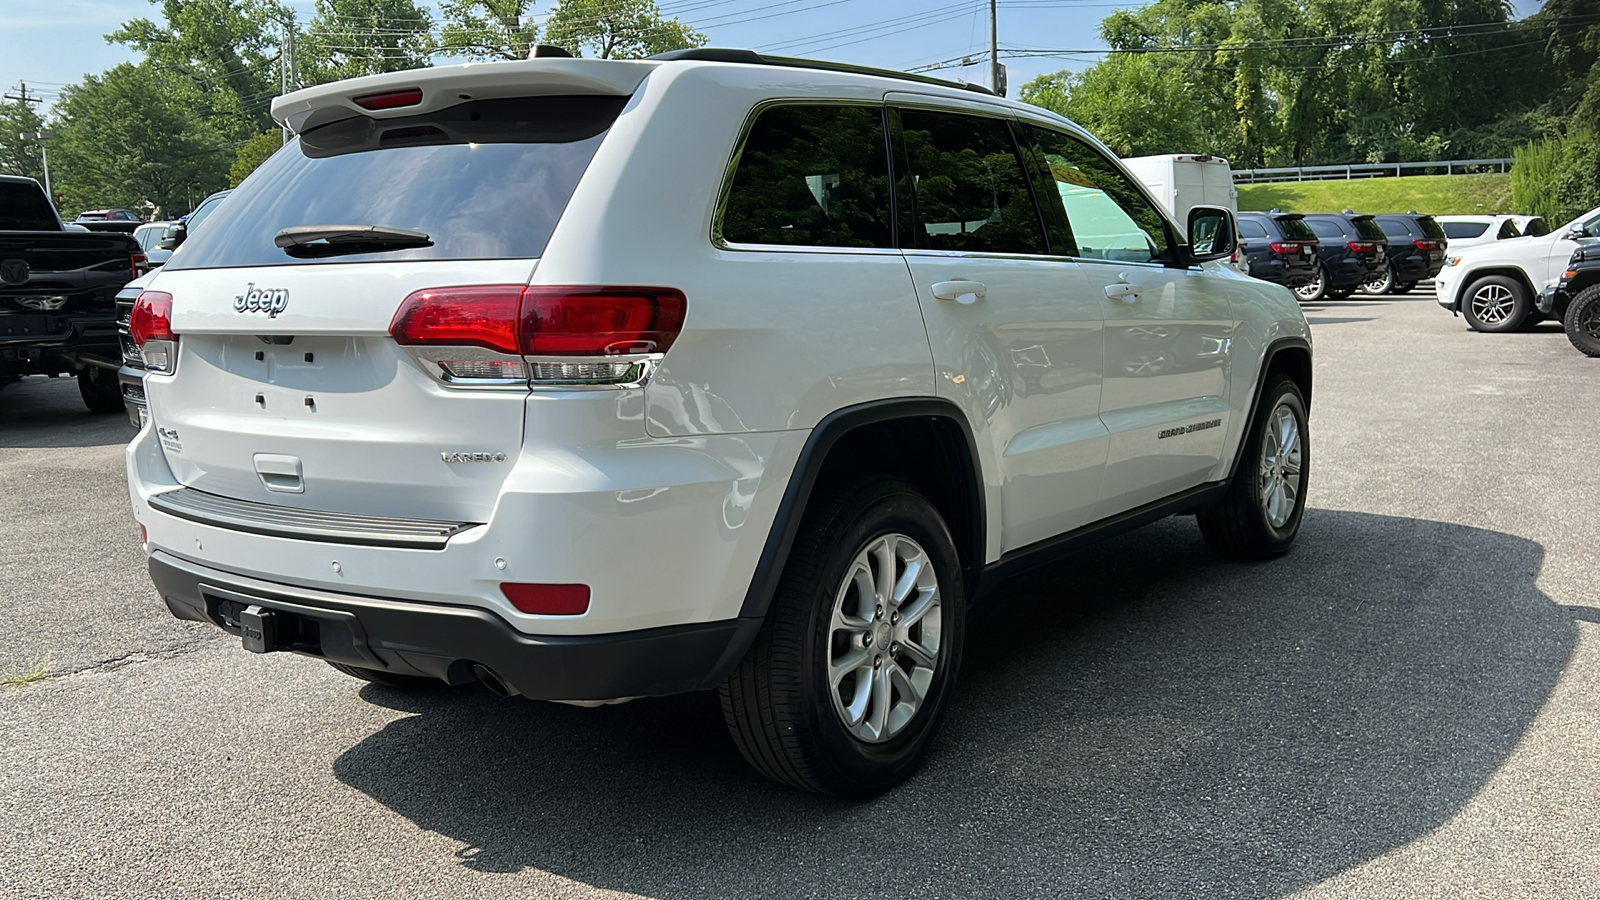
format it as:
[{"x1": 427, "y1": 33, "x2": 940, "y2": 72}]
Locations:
[
  {"x1": 501, "y1": 583, "x2": 590, "y2": 616},
  {"x1": 129, "y1": 291, "x2": 175, "y2": 346},
  {"x1": 1414, "y1": 239, "x2": 1440, "y2": 250},
  {"x1": 353, "y1": 88, "x2": 423, "y2": 110},
  {"x1": 1269, "y1": 241, "x2": 1301, "y2": 254},
  {"x1": 389, "y1": 285, "x2": 524, "y2": 355},
  {"x1": 519, "y1": 287, "x2": 688, "y2": 356}
]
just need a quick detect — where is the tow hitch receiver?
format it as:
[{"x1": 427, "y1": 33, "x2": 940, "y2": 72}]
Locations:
[{"x1": 238, "y1": 604, "x2": 277, "y2": 653}]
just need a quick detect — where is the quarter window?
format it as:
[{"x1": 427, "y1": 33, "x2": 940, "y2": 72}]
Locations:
[
  {"x1": 1239, "y1": 219, "x2": 1269, "y2": 239},
  {"x1": 1022, "y1": 124, "x2": 1171, "y2": 264},
  {"x1": 896, "y1": 110, "x2": 1046, "y2": 255},
  {"x1": 719, "y1": 104, "x2": 893, "y2": 249},
  {"x1": 1307, "y1": 219, "x2": 1345, "y2": 240}
]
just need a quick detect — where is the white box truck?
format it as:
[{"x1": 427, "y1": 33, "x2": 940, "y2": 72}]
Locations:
[{"x1": 1122, "y1": 154, "x2": 1239, "y2": 223}]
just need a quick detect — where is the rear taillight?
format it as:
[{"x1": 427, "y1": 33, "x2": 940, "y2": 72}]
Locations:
[
  {"x1": 129, "y1": 290, "x2": 177, "y2": 373},
  {"x1": 1347, "y1": 241, "x2": 1377, "y2": 252},
  {"x1": 1270, "y1": 241, "x2": 1303, "y2": 254},
  {"x1": 1414, "y1": 239, "x2": 1441, "y2": 250},
  {"x1": 131, "y1": 251, "x2": 149, "y2": 278},
  {"x1": 389, "y1": 285, "x2": 687, "y2": 388}
]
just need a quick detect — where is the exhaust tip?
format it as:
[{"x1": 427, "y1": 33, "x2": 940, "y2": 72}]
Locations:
[{"x1": 469, "y1": 663, "x2": 519, "y2": 698}]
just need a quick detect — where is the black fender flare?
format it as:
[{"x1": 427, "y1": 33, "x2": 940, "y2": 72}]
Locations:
[{"x1": 734, "y1": 397, "x2": 985, "y2": 623}]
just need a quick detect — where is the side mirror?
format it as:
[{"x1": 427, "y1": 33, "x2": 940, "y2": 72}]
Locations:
[
  {"x1": 157, "y1": 222, "x2": 187, "y2": 251},
  {"x1": 1566, "y1": 223, "x2": 1586, "y2": 240},
  {"x1": 1185, "y1": 206, "x2": 1236, "y2": 264}
]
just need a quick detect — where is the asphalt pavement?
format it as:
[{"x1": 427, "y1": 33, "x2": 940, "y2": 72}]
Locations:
[{"x1": 3, "y1": 291, "x2": 1599, "y2": 899}]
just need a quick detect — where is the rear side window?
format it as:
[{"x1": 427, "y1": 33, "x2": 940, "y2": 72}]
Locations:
[
  {"x1": 898, "y1": 111, "x2": 1046, "y2": 255},
  {"x1": 1377, "y1": 219, "x2": 1414, "y2": 239},
  {"x1": 168, "y1": 96, "x2": 625, "y2": 269},
  {"x1": 1522, "y1": 217, "x2": 1550, "y2": 237},
  {"x1": 1444, "y1": 221, "x2": 1489, "y2": 239},
  {"x1": 1239, "y1": 218, "x2": 1268, "y2": 239},
  {"x1": 1497, "y1": 220, "x2": 1521, "y2": 239},
  {"x1": 1307, "y1": 218, "x2": 1345, "y2": 240},
  {"x1": 0, "y1": 181, "x2": 59, "y2": 230},
  {"x1": 1277, "y1": 216, "x2": 1317, "y2": 241},
  {"x1": 719, "y1": 104, "x2": 893, "y2": 249}
]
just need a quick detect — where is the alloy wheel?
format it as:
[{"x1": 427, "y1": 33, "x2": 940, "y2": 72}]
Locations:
[
  {"x1": 1469, "y1": 284, "x2": 1516, "y2": 325},
  {"x1": 1294, "y1": 269, "x2": 1325, "y2": 300},
  {"x1": 1259, "y1": 403, "x2": 1303, "y2": 529},
  {"x1": 826, "y1": 533, "x2": 942, "y2": 744}
]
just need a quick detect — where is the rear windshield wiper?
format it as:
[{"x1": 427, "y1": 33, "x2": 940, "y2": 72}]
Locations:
[{"x1": 274, "y1": 224, "x2": 432, "y2": 258}]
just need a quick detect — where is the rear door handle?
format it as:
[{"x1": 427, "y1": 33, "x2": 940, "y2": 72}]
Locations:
[{"x1": 931, "y1": 281, "x2": 987, "y2": 305}]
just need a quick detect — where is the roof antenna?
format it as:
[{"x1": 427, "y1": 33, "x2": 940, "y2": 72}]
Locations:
[{"x1": 529, "y1": 45, "x2": 573, "y2": 59}]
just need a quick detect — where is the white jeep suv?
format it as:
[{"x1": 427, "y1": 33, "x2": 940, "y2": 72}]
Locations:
[
  {"x1": 1435, "y1": 204, "x2": 1600, "y2": 332},
  {"x1": 125, "y1": 49, "x2": 1312, "y2": 796}
]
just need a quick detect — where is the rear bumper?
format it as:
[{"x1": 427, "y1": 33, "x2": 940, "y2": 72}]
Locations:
[{"x1": 149, "y1": 551, "x2": 760, "y2": 700}]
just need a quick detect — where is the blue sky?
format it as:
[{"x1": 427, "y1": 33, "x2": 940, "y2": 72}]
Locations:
[{"x1": 1, "y1": 0, "x2": 1548, "y2": 116}]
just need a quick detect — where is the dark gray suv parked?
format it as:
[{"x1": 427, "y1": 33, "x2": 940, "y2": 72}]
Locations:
[{"x1": 1236, "y1": 211, "x2": 1321, "y2": 291}]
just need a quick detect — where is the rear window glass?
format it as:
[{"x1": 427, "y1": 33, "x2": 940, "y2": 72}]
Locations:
[
  {"x1": 1276, "y1": 216, "x2": 1316, "y2": 241},
  {"x1": 1, "y1": 182, "x2": 60, "y2": 230},
  {"x1": 168, "y1": 96, "x2": 625, "y2": 270},
  {"x1": 1352, "y1": 217, "x2": 1386, "y2": 241},
  {"x1": 1238, "y1": 218, "x2": 1268, "y2": 239},
  {"x1": 719, "y1": 104, "x2": 893, "y2": 249},
  {"x1": 1415, "y1": 216, "x2": 1446, "y2": 240},
  {"x1": 1443, "y1": 221, "x2": 1489, "y2": 239}
]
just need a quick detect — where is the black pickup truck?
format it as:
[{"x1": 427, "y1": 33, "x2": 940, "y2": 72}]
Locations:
[
  {"x1": 1, "y1": 175, "x2": 146, "y2": 412},
  {"x1": 1552, "y1": 245, "x2": 1600, "y2": 357}
]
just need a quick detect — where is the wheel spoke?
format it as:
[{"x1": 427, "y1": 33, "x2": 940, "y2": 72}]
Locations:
[
  {"x1": 830, "y1": 647, "x2": 871, "y2": 687},
  {"x1": 843, "y1": 667, "x2": 873, "y2": 726},
  {"x1": 871, "y1": 538, "x2": 894, "y2": 607},
  {"x1": 890, "y1": 556, "x2": 925, "y2": 609},
  {"x1": 888, "y1": 663, "x2": 923, "y2": 712},
  {"x1": 866, "y1": 665, "x2": 892, "y2": 738},
  {"x1": 897, "y1": 636, "x2": 938, "y2": 669},
  {"x1": 896, "y1": 589, "x2": 937, "y2": 630}
]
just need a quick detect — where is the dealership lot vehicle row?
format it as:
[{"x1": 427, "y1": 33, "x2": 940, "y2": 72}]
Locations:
[{"x1": 4, "y1": 292, "x2": 1598, "y2": 898}]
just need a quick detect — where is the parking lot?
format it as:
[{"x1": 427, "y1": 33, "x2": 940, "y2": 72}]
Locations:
[{"x1": 3, "y1": 289, "x2": 1598, "y2": 899}]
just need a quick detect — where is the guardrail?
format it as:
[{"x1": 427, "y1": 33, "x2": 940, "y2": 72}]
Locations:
[{"x1": 1232, "y1": 158, "x2": 1513, "y2": 184}]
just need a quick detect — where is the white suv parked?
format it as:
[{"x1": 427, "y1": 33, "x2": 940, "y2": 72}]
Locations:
[
  {"x1": 1435, "y1": 205, "x2": 1600, "y2": 331},
  {"x1": 125, "y1": 49, "x2": 1313, "y2": 796}
]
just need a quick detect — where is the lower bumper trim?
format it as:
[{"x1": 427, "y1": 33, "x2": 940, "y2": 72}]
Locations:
[{"x1": 148, "y1": 551, "x2": 759, "y2": 701}]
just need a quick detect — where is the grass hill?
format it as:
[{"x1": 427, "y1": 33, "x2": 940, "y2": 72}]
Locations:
[{"x1": 1235, "y1": 173, "x2": 1514, "y2": 215}]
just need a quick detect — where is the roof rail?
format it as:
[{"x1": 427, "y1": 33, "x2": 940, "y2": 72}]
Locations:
[{"x1": 647, "y1": 47, "x2": 997, "y2": 96}]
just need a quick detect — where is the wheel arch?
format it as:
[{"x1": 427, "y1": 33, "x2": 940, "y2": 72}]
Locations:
[
  {"x1": 736, "y1": 398, "x2": 986, "y2": 622},
  {"x1": 1227, "y1": 337, "x2": 1312, "y2": 481},
  {"x1": 1457, "y1": 266, "x2": 1536, "y2": 309}
]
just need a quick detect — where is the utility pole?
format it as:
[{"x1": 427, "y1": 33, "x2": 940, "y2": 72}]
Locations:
[
  {"x1": 279, "y1": 14, "x2": 297, "y2": 144},
  {"x1": 989, "y1": 0, "x2": 1003, "y2": 97},
  {"x1": 4, "y1": 82, "x2": 43, "y2": 109}
]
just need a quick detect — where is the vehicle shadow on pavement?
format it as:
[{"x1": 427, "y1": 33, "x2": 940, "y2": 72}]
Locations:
[
  {"x1": 333, "y1": 510, "x2": 1571, "y2": 897},
  {"x1": 0, "y1": 377, "x2": 135, "y2": 449}
]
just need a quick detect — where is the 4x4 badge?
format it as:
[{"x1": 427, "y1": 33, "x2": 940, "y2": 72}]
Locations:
[{"x1": 235, "y1": 283, "x2": 289, "y2": 317}]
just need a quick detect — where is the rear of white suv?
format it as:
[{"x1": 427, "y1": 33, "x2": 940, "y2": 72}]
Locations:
[{"x1": 128, "y1": 52, "x2": 1312, "y2": 796}]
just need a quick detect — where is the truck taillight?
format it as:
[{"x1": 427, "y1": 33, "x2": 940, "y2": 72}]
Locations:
[
  {"x1": 131, "y1": 251, "x2": 149, "y2": 278},
  {"x1": 129, "y1": 290, "x2": 178, "y2": 373},
  {"x1": 389, "y1": 285, "x2": 687, "y2": 388}
]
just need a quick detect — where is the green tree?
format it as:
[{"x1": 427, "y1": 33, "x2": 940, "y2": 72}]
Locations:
[
  {"x1": 438, "y1": 0, "x2": 540, "y2": 60},
  {"x1": 49, "y1": 62, "x2": 232, "y2": 217},
  {"x1": 543, "y1": 0, "x2": 705, "y2": 59},
  {"x1": 300, "y1": 0, "x2": 435, "y2": 83},
  {"x1": 109, "y1": 0, "x2": 291, "y2": 140},
  {"x1": 229, "y1": 130, "x2": 284, "y2": 186},
  {"x1": 1019, "y1": 56, "x2": 1205, "y2": 158},
  {"x1": 0, "y1": 100, "x2": 46, "y2": 183}
]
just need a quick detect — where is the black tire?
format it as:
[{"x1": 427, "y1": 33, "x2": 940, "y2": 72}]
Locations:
[
  {"x1": 1460, "y1": 274, "x2": 1530, "y2": 333},
  {"x1": 1565, "y1": 283, "x2": 1600, "y2": 357},
  {"x1": 1198, "y1": 375, "x2": 1309, "y2": 560},
  {"x1": 720, "y1": 478, "x2": 966, "y2": 797},
  {"x1": 1293, "y1": 267, "x2": 1328, "y2": 303},
  {"x1": 1392, "y1": 282, "x2": 1415, "y2": 294},
  {"x1": 76, "y1": 366, "x2": 123, "y2": 414},
  {"x1": 326, "y1": 660, "x2": 442, "y2": 690},
  {"x1": 1359, "y1": 264, "x2": 1394, "y2": 295}
]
